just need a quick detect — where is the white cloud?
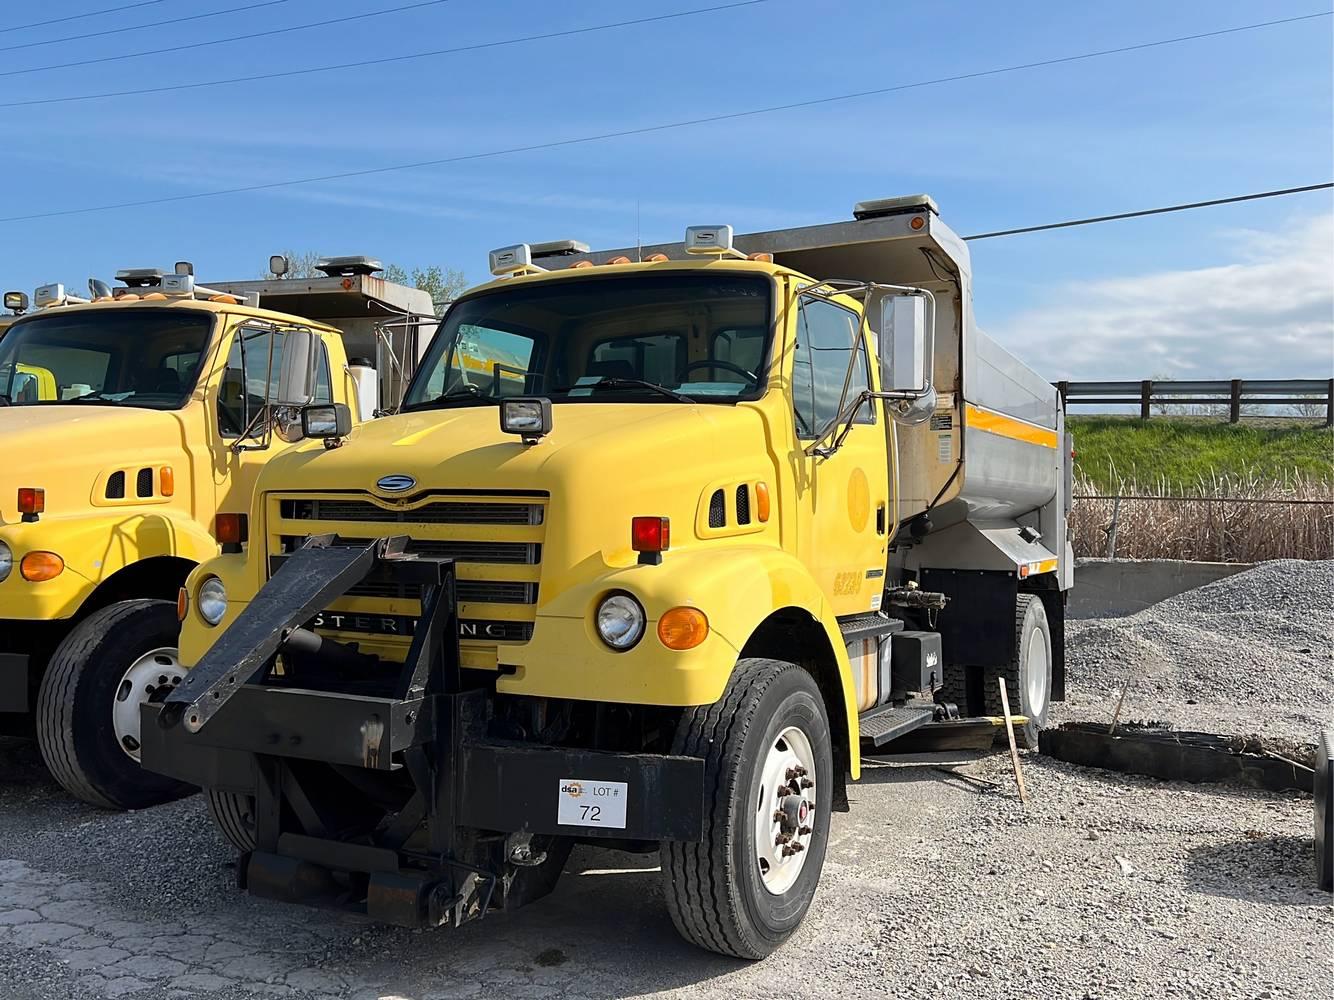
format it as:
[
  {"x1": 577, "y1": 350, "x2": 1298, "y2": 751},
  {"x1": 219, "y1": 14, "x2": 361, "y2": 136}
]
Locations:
[{"x1": 989, "y1": 213, "x2": 1334, "y2": 380}]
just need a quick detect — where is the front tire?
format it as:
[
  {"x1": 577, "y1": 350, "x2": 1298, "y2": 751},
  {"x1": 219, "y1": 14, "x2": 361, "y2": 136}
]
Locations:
[
  {"x1": 661, "y1": 658, "x2": 833, "y2": 959},
  {"x1": 207, "y1": 789, "x2": 257, "y2": 852},
  {"x1": 37, "y1": 600, "x2": 195, "y2": 810},
  {"x1": 984, "y1": 594, "x2": 1052, "y2": 749}
]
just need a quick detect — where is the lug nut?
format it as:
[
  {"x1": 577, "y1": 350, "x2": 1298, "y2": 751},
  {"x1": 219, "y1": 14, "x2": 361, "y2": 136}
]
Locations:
[
  {"x1": 785, "y1": 767, "x2": 799, "y2": 781},
  {"x1": 798, "y1": 826, "x2": 812, "y2": 836},
  {"x1": 775, "y1": 833, "x2": 790, "y2": 845},
  {"x1": 800, "y1": 778, "x2": 814, "y2": 789},
  {"x1": 790, "y1": 842, "x2": 805, "y2": 853},
  {"x1": 773, "y1": 810, "x2": 786, "y2": 823}
]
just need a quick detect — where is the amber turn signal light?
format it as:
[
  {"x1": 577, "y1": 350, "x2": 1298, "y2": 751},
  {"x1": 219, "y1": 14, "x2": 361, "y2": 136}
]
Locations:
[
  {"x1": 20, "y1": 551, "x2": 64, "y2": 582},
  {"x1": 755, "y1": 481, "x2": 771, "y2": 522},
  {"x1": 176, "y1": 586, "x2": 189, "y2": 622},
  {"x1": 160, "y1": 466, "x2": 175, "y2": 497},
  {"x1": 658, "y1": 607, "x2": 709, "y2": 650}
]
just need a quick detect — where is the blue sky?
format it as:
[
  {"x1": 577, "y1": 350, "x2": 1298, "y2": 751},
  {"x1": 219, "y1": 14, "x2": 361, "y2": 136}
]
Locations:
[{"x1": 3, "y1": 0, "x2": 1331, "y2": 380}]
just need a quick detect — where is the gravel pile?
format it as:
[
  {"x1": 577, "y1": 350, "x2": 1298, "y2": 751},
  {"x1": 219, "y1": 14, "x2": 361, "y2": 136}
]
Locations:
[{"x1": 1058, "y1": 559, "x2": 1334, "y2": 744}]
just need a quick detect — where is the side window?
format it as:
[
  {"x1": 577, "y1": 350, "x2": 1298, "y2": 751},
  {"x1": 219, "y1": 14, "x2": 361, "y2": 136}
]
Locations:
[
  {"x1": 217, "y1": 329, "x2": 332, "y2": 437},
  {"x1": 791, "y1": 297, "x2": 872, "y2": 439},
  {"x1": 312, "y1": 340, "x2": 333, "y2": 404}
]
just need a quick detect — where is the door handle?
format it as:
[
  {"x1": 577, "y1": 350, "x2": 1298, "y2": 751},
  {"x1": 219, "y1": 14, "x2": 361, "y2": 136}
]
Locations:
[{"x1": 875, "y1": 503, "x2": 886, "y2": 535}]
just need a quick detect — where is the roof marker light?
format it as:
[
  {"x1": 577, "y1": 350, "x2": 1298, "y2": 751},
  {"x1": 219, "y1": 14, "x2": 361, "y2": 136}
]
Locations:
[
  {"x1": 684, "y1": 225, "x2": 746, "y2": 259},
  {"x1": 489, "y1": 244, "x2": 547, "y2": 277}
]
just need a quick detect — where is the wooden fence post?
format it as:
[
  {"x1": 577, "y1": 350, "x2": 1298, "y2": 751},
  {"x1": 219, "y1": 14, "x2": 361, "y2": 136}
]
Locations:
[
  {"x1": 1229, "y1": 379, "x2": 1243, "y2": 424},
  {"x1": 1140, "y1": 380, "x2": 1152, "y2": 420},
  {"x1": 1326, "y1": 378, "x2": 1333, "y2": 428}
]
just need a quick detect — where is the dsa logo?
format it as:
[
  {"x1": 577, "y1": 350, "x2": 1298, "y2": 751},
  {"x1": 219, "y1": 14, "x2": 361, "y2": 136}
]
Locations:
[{"x1": 561, "y1": 782, "x2": 584, "y2": 798}]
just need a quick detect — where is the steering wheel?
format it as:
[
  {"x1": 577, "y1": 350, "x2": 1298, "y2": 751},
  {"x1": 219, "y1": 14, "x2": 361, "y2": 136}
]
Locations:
[{"x1": 678, "y1": 359, "x2": 758, "y2": 384}]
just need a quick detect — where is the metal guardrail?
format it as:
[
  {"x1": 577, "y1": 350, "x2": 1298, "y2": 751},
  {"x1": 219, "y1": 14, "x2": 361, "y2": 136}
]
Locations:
[{"x1": 1054, "y1": 378, "x2": 1334, "y2": 425}]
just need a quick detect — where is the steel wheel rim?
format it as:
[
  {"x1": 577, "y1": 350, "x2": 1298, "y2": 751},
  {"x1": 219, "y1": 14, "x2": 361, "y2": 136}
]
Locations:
[
  {"x1": 112, "y1": 647, "x2": 184, "y2": 763},
  {"x1": 754, "y1": 725, "x2": 817, "y2": 896},
  {"x1": 1025, "y1": 627, "x2": 1049, "y2": 719}
]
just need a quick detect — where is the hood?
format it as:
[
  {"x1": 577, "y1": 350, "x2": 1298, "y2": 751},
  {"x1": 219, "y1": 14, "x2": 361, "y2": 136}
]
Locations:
[
  {"x1": 0, "y1": 406, "x2": 190, "y2": 523},
  {"x1": 256, "y1": 400, "x2": 779, "y2": 569}
]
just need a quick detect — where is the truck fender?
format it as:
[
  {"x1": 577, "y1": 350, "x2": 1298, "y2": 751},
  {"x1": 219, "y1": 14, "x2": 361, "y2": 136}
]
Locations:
[
  {"x1": 27, "y1": 512, "x2": 220, "y2": 619},
  {"x1": 623, "y1": 545, "x2": 862, "y2": 778}
]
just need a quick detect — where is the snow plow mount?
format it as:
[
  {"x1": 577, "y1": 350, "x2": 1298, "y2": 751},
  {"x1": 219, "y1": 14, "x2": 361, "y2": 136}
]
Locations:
[{"x1": 140, "y1": 533, "x2": 706, "y2": 927}]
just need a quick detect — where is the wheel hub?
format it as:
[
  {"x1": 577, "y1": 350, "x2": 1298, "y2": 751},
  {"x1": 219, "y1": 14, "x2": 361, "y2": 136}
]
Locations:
[
  {"x1": 755, "y1": 726, "x2": 817, "y2": 895},
  {"x1": 1025, "y1": 627, "x2": 1050, "y2": 718},
  {"x1": 112, "y1": 647, "x2": 184, "y2": 763}
]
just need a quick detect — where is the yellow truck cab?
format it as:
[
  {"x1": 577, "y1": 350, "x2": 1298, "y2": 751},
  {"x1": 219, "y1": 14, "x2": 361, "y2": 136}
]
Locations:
[
  {"x1": 0, "y1": 259, "x2": 437, "y2": 810},
  {"x1": 145, "y1": 198, "x2": 1073, "y2": 958}
]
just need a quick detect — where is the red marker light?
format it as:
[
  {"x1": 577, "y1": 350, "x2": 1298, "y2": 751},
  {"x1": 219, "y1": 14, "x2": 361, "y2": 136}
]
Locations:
[
  {"x1": 215, "y1": 513, "x2": 248, "y2": 545},
  {"x1": 17, "y1": 487, "x2": 45, "y2": 515},
  {"x1": 631, "y1": 516, "x2": 670, "y2": 553}
]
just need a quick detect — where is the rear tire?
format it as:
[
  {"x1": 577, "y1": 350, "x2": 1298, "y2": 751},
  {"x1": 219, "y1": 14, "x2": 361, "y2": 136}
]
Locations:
[
  {"x1": 661, "y1": 658, "x2": 832, "y2": 959},
  {"x1": 36, "y1": 600, "x2": 195, "y2": 810},
  {"x1": 984, "y1": 594, "x2": 1051, "y2": 749},
  {"x1": 207, "y1": 789, "x2": 257, "y2": 852}
]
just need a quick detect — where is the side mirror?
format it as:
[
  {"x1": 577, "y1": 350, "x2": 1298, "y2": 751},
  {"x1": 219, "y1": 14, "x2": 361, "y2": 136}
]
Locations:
[
  {"x1": 276, "y1": 329, "x2": 318, "y2": 406},
  {"x1": 880, "y1": 295, "x2": 928, "y2": 393}
]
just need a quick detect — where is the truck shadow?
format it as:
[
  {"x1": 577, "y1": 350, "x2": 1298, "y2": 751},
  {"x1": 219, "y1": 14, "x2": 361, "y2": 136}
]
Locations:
[{"x1": 1183, "y1": 833, "x2": 1327, "y2": 907}]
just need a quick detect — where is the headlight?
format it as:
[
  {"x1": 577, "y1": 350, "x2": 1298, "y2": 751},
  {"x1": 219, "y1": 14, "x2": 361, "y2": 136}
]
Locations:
[
  {"x1": 197, "y1": 576, "x2": 227, "y2": 626},
  {"x1": 596, "y1": 592, "x2": 645, "y2": 651},
  {"x1": 0, "y1": 541, "x2": 11, "y2": 582}
]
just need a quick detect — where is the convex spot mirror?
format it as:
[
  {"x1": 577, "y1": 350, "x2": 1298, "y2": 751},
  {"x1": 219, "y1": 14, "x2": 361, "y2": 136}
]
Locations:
[{"x1": 880, "y1": 294, "x2": 928, "y2": 393}]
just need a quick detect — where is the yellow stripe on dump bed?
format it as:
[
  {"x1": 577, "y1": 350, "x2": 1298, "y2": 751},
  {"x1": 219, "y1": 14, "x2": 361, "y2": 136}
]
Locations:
[{"x1": 965, "y1": 403, "x2": 1059, "y2": 449}]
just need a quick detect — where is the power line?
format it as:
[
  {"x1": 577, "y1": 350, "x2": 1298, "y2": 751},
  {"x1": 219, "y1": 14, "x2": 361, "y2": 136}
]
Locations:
[
  {"x1": 0, "y1": 0, "x2": 459, "y2": 76},
  {"x1": 0, "y1": 0, "x2": 298, "y2": 54},
  {"x1": 0, "y1": 0, "x2": 773, "y2": 106},
  {"x1": 2, "y1": 11, "x2": 1330, "y2": 224},
  {"x1": 1, "y1": 1, "x2": 167, "y2": 34},
  {"x1": 963, "y1": 184, "x2": 1334, "y2": 240}
]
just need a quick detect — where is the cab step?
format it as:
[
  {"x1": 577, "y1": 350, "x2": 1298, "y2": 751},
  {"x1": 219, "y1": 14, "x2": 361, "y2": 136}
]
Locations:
[{"x1": 857, "y1": 704, "x2": 934, "y2": 748}]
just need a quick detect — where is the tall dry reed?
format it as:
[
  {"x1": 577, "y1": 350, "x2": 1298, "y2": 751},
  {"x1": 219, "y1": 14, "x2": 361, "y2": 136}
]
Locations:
[{"x1": 1070, "y1": 470, "x2": 1333, "y2": 562}]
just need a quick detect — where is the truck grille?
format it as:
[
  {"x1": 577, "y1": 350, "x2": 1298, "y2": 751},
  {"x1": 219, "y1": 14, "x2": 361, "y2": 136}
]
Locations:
[
  {"x1": 280, "y1": 498, "x2": 543, "y2": 526},
  {"x1": 270, "y1": 491, "x2": 548, "y2": 651}
]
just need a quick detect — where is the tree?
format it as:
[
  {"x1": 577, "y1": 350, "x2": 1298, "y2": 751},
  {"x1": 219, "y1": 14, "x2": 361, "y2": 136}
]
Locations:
[
  {"x1": 383, "y1": 264, "x2": 467, "y2": 315},
  {"x1": 263, "y1": 254, "x2": 466, "y2": 315}
]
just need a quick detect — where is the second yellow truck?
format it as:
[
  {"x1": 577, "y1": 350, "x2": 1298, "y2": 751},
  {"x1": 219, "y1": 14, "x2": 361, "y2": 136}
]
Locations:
[{"x1": 0, "y1": 259, "x2": 437, "y2": 807}]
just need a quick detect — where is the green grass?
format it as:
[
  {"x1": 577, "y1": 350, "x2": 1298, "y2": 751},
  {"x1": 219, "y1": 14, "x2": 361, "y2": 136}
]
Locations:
[{"x1": 1067, "y1": 415, "x2": 1334, "y2": 492}]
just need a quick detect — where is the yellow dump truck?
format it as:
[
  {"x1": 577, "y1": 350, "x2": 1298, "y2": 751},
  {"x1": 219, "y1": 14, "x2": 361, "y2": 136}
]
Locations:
[
  {"x1": 0, "y1": 259, "x2": 437, "y2": 809},
  {"x1": 144, "y1": 198, "x2": 1072, "y2": 958}
]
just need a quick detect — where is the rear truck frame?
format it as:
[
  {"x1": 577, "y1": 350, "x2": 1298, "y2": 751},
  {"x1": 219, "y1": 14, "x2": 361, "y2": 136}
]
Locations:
[
  {"x1": 145, "y1": 536, "x2": 703, "y2": 926},
  {"x1": 0, "y1": 258, "x2": 433, "y2": 810},
  {"x1": 146, "y1": 195, "x2": 1063, "y2": 959}
]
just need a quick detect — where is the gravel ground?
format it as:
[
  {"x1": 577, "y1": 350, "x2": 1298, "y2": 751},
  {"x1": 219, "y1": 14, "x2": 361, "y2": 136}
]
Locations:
[
  {"x1": 1, "y1": 560, "x2": 1331, "y2": 998},
  {"x1": 1056, "y1": 559, "x2": 1334, "y2": 746}
]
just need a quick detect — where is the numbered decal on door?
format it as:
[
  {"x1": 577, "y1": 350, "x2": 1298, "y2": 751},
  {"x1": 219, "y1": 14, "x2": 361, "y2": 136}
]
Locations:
[{"x1": 556, "y1": 778, "x2": 628, "y2": 828}]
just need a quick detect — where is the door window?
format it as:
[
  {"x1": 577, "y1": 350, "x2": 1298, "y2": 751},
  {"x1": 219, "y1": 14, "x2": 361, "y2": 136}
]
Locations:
[
  {"x1": 791, "y1": 297, "x2": 873, "y2": 439},
  {"x1": 218, "y1": 328, "x2": 332, "y2": 437}
]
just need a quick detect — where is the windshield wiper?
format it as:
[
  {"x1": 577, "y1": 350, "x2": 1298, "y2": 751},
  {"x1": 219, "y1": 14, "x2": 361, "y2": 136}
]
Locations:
[
  {"x1": 408, "y1": 385, "x2": 499, "y2": 410},
  {"x1": 562, "y1": 377, "x2": 694, "y2": 403}
]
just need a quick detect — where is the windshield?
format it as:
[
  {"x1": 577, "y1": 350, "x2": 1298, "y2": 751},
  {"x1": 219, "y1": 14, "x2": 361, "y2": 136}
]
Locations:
[
  {"x1": 402, "y1": 272, "x2": 773, "y2": 410},
  {"x1": 0, "y1": 309, "x2": 213, "y2": 409}
]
